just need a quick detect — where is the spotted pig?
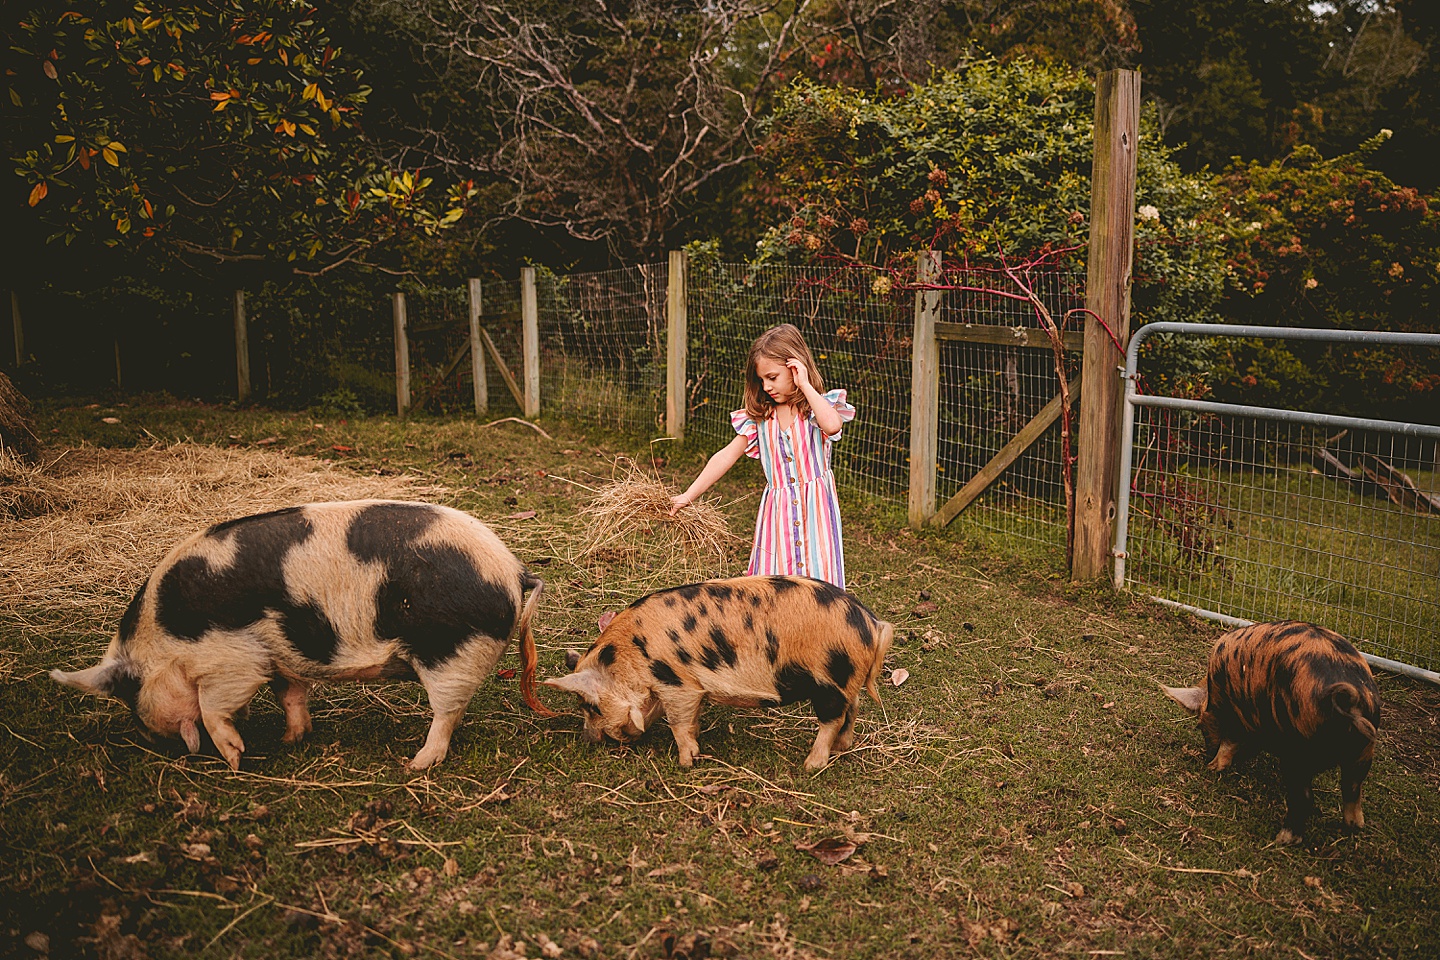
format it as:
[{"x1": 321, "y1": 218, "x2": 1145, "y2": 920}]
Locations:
[
  {"x1": 1162, "y1": 621, "x2": 1380, "y2": 844},
  {"x1": 542, "y1": 576, "x2": 894, "y2": 770},
  {"x1": 51, "y1": 500, "x2": 553, "y2": 770}
]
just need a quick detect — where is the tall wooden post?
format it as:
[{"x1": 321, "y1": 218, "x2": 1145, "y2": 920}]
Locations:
[
  {"x1": 666, "y1": 250, "x2": 688, "y2": 440},
  {"x1": 520, "y1": 266, "x2": 540, "y2": 419},
  {"x1": 467, "y1": 278, "x2": 488, "y2": 416},
  {"x1": 10, "y1": 291, "x2": 23, "y2": 367},
  {"x1": 1073, "y1": 69, "x2": 1141, "y2": 580},
  {"x1": 234, "y1": 290, "x2": 250, "y2": 403},
  {"x1": 393, "y1": 292, "x2": 411, "y2": 416},
  {"x1": 908, "y1": 249, "x2": 942, "y2": 529}
]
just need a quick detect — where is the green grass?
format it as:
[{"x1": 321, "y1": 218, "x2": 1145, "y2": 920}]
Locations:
[{"x1": 3, "y1": 397, "x2": 1439, "y2": 958}]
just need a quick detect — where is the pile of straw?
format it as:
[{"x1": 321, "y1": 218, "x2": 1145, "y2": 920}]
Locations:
[
  {"x1": 1, "y1": 443, "x2": 445, "y2": 640},
  {"x1": 579, "y1": 458, "x2": 742, "y2": 578}
]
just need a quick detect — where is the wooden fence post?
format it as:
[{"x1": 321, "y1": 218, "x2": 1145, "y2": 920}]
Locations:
[
  {"x1": 1073, "y1": 68, "x2": 1141, "y2": 580},
  {"x1": 908, "y1": 249, "x2": 942, "y2": 529},
  {"x1": 234, "y1": 290, "x2": 250, "y2": 403},
  {"x1": 393, "y1": 292, "x2": 411, "y2": 416},
  {"x1": 666, "y1": 250, "x2": 688, "y2": 440},
  {"x1": 520, "y1": 267, "x2": 540, "y2": 419},
  {"x1": 10, "y1": 291, "x2": 23, "y2": 368},
  {"x1": 467, "y1": 278, "x2": 488, "y2": 416}
]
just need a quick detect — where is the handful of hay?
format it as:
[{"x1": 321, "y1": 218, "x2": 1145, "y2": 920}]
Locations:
[{"x1": 579, "y1": 458, "x2": 742, "y2": 577}]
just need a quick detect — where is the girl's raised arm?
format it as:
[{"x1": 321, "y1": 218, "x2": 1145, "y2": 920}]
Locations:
[{"x1": 669, "y1": 433, "x2": 750, "y2": 515}]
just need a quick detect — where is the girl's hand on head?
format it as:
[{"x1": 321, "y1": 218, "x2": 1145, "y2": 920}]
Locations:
[
  {"x1": 668, "y1": 493, "x2": 693, "y2": 517},
  {"x1": 785, "y1": 357, "x2": 811, "y2": 391}
]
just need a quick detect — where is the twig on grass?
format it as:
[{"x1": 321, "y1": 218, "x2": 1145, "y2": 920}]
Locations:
[{"x1": 481, "y1": 417, "x2": 554, "y2": 440}]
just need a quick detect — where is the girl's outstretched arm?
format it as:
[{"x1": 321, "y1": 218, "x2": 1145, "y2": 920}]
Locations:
[{"x1": 669, "y1": 433, "x2": 750, "y2": 515}]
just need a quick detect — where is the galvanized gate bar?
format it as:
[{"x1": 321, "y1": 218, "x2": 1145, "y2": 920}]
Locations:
[{"x1": 1113, "y1": 322, "x2": 1440, "y2": 683}]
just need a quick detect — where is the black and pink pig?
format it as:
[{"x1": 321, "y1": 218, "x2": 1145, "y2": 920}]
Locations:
[
  {"x1": 1162, "y1": 621, "x2": 1380, "y2": 844},
  {"x1": 543, "y1": 576, "x2": 894, "y2": 770},
  {"x1": 52, "y1": 500, "x2": 553, "y2": 770}
]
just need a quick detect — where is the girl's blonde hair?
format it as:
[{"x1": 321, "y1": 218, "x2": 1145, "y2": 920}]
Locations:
[{"x1": 743, "y1": 323, "x2": 825, "y2": 421}]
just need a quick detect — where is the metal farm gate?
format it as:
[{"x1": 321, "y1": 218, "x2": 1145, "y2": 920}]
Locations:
[{"x1": 1113, "y1": 323, "x2": 1440, "y2": 682}]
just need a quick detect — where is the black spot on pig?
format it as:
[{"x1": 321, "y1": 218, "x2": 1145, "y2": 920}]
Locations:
[
  {"x1": 675, "y1": 645, "x2": 693, "y2": 666},
  {"x1": 108, "y1": 663, "x2": 143, "y2": 720},
  {"x1": 346, "y1": 502, "x2": 440, "y2": 563},
  {"x1": 826, "y1": 649, "x2": 855, "y2": 689},
  {"x1": 813, "y1": 583, "x2": 839, "y2": 607},
  {"x1": 776, "y1": 663, "x2": 847, "y2": 723},
  {"x1": 374, "y1": 543, "x2": 516, "y2": 669},
  {"x1": 117, "y1": 584, "x2": 146, "y2": 645},
  {"x1": 598, "y1": 644, "x2": 617, "y2": 667},
  {"x1": 155, "y1": 508, "x2": 315, "y2": 642},
  {"x1": 769, "y1": 577, "x2": 801, "y2": 595},
  {"x1": 701, "y1": 626, "x2": 737, "y2": 670},
  {"x1": 651, "y1": 660, "x2": 683, "y2": 687},
  {"x1": 844, "y1": 599, "x2": 874, "y2": 647},
  {"x1": 633, "y1": 636, "x2": 650, "y2": 660},
  {"x1": 765, "y1": 629, "x2": 780, "y2": 664},
  {"x1": 682, "y1": 614, "x2": 698, "y2": 634},
  {"x1": 281, "y1": 601, "x2": 342, "y2": 664},
  {"x1": 676, "y1": 584, "x2": 703, "y2": 602}
]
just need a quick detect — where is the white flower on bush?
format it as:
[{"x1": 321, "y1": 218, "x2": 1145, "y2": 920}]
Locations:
[
  {"x1": 1304, "y1": 278, "x2": 1319, "y2": 290},
  {"x1": 1137, "y1": 204, "x2": 1160, "y2": 222},
  {"x1": 871, "y1": 275, "x2": 894, "y2": 297}
]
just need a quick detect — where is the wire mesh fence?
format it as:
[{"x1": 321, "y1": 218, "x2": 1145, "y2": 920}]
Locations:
[
  {"x1": 935, "y1": 267, "x2": 1084, "y2": 551},
  {"x1": 536, "y1": 264, "x2": 668, "y2": 436},
  {"x1": 1118, "y1": 326, "x2": 1440, "y2": 675}
]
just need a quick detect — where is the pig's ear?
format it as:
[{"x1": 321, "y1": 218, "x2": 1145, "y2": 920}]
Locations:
[
  {"x1": 542, "y1": 668, "x2": 604, "y2": 703},
  {"x1": 628, "y1": 704, "x2": 647, "y2": 733},
  {"x1": 179, "y1": 719, "x2": 202, "y2": 754},
  {"x1": 51, "y1": 661, "x2": 123, "y2": 698},
  {"x1": 1161, "y1": 684, "x2": 1206, "y2": 715}
]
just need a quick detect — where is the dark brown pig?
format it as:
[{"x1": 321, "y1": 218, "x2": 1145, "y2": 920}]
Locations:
[
  {"x1": 543, "y1": 576, "x2": 894, "y2": 770},
  {"x1": 1162, "y1": 621, "x2": 1380, "y2": 844},
  {"x1": 52, "y1": 500, "x2": 553, "y2": 770}
]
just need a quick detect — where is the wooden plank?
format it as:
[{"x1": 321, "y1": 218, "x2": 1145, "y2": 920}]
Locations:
[
  {"x1": 666, "y1": 250, "x2": 688, "y2": 440},
  {"x1": 479, "y1": 326, "x2": 526, "y2": 410},
  {"x1": 234, "y1": 290, "x2": 250, "y2": 403},
  {"x1": 520, "y1": 267, "x2": 540, "y2": 418},
  {"x1": 468, "y1": 278, "x2": 488, "y2": 416},
  {"x1": 935, "y1": 322, "x2": 1084, "y2": 352},
  {"x1": 931, "y1": 393, "x2": 1066, "y2": 528},
  {"x1": 1073, "y1": 68, "x2": 1141, "y2": 579},
  {"x1": 908, "y1": 250, "x2": 942, "y2": 529},
  {"x1": 393, "y1": 292, "x2": 410, "y2": 416}
]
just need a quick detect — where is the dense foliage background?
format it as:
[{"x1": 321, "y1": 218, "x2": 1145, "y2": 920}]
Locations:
[{"x1": 2, "y1": 0, "x2": 1436, "y2": 409}]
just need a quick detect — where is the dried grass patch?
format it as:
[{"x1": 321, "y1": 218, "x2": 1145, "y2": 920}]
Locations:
[
  {"x1": 575, "y1": 457, "x2": 743, "y2": 583},
  {"x1": 0, "y1": 443, "x2": 445, "y2": 644}
]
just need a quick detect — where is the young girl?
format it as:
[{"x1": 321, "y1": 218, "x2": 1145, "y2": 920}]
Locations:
[{"x1": 669, "y1": 324, "x2": 856, "y2": 588}]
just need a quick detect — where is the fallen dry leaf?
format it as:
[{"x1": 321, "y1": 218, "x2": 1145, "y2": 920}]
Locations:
[
  {"x1": 507, "y1": 510, "x2": 537, "y2": 519},
  {"x1": 890, "y1": 668, "x2": 910, "y2": 687},
  {"x1": 495, "y1": 668, "x2": 516, "y2": 680},
  {"x1": 331, "y1": 444, "x2": 353, "y2": 453},
  {"x1": 795, "y1": 836, "x2": 860, "y2": 865},
  {"x1": 256, "y1": 436, "x2": 281, "y2": 445},
  {"x1": 101, "y1": 417, "x2": 121, "y2": 424}
]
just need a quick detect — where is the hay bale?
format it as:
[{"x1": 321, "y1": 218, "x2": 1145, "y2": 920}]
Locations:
[
  {"x1": 0, "y1": 443, "x2": 447, "y2": 640},
  {"x1": 0, "y1": 370, "x2": 39, "y2": 460},
  {"x1": 579, "y1": 458, "x2": 743, "y2": 583}
]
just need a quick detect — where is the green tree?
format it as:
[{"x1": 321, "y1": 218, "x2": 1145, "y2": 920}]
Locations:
[{"x1": 5, "y1": 0, "x2": 473, "y2": 275}]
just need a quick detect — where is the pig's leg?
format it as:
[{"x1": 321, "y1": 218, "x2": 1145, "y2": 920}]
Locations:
[
  {"x1": 659, "y1": 688, "x2": 706, "y2": 766},
  {"x1": 1275, "y1": 763, "x2": 1315, "y2": 845},
  {"x1": 833, "y1": 700, "x2": 858, "y2": 754},
  {"x1": 1207, "y1": 740, "x2": 1239, "y2": 772},
  {"x1": 408, "y1": 639, "x2": 505, "y2": 770},
  {"x1": 1340, "y1": 751, "x2": 1373, "y2": 831},
  {"x1": 804, "y1": 709, "x2": 850, "y2": 771},
  {"x1": 270, "y1": 676, "x2": 313, "y2": 744},
  {"x1": 197, "y1": 676, "x2": 264, "y2": 771}
]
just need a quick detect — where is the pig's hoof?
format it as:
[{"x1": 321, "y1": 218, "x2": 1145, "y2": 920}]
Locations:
[
  {"x1": 676, "y1": 748, "x2": 697, "y2": 767},
  {"x1": 1274, "y1": 827, "x2": 1299, "y2": 845},
  {"x1": 1343, "y1": 805, "x2": 1365, "y2": 831},
  {"x1": 803, "y1": 752, "x2": 831, "y2": 772},
  {"x1": 407, "y1": 748, "x2": 447, "y2": 770}
]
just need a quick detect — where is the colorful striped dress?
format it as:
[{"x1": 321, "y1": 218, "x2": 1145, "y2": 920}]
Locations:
[{"x1": 731, "y1": 389, "x2": 856, "y2": 589}]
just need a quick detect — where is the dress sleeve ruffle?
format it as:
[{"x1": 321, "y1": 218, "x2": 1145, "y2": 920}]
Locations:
[
  {"x1": 811, "y1": 388, "x2": 856, "y2": 441},
  {"x1": 730, "y1": 409, "x2": 761, "y2": 459}
]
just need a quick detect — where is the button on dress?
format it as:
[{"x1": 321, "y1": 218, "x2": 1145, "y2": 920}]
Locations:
[{"x1": 730, "y1": 389, "x2": 856, "y2": 588}]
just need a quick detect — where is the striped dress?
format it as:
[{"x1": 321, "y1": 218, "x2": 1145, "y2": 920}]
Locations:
[{"x1": 731, "y1": 389, "x2": 856, "y2": 589}]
